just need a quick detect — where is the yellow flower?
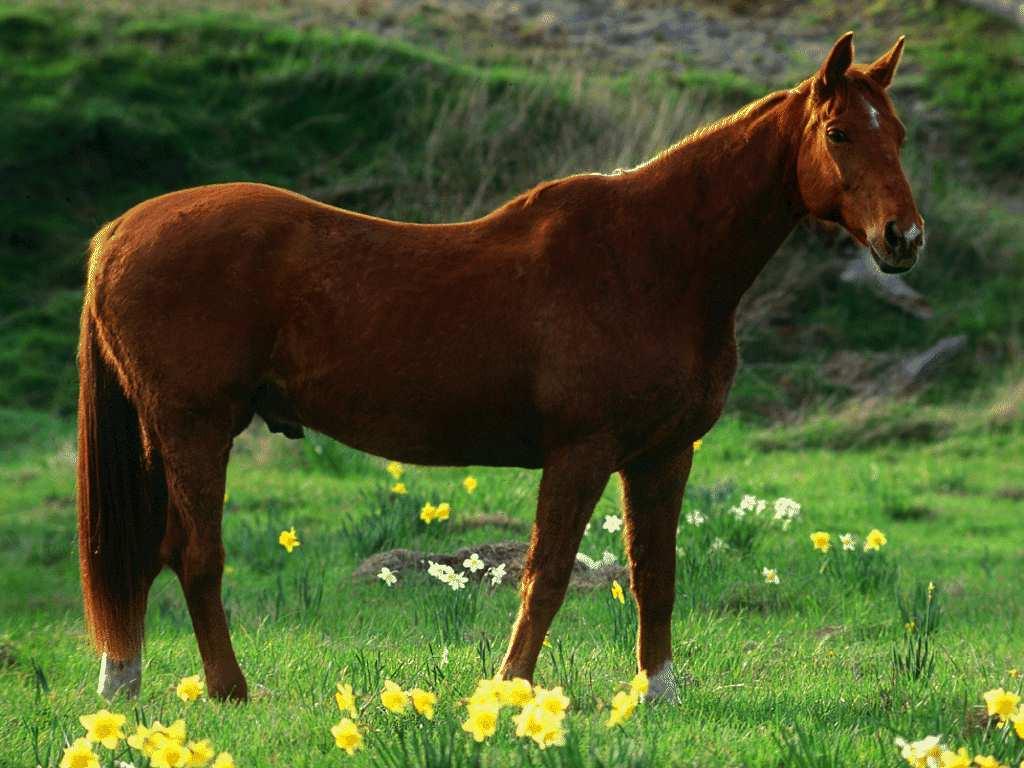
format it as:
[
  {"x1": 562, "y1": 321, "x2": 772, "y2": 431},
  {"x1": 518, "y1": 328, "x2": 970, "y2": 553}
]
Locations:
[
  {"x1": 331, "y1": 718, "x2": 363, "y2": 756},
  {"x1": 810, "y1": 531, "x2": 831, "y2": 553},
  {"x1": 973, "y1": 756, "x2": 1003, "y2": 768},
  {"x1": 513, "y1": 701, "x2": 562, "y2": 748},
  {"x1": 692, "y1": 439, "x2": 702, "y2": 451},
  {"x1": 386, "y1": 461, "x2": 403, "y2": 479},
  {"x1": 410, "y1": 688, "x2": 438, "y2": 719},
  {"x1": 186, "y1": 740, "x2": 215, "y2": 767},
  {"x1": 435, "y1": 502, "x2": 451, "y2": 522},
  {"x1": 128, "y1": 721, "x2": 186, "y2": 757},
  {"x1": 463, "y1": 476, "x2": 478, "y2": 494},
  {"x1": 278, "y1": 527, "x2": 300, "y2": 553},
  {"x1": 629, "y1": 671, "x2": 649, "y2": 698},
  {"x1": 983, "y1": 688, "x2": 1021, "y2": 721},
  {"x1": 468, "y1": 677, "x2": 503, "y2": 708},
  {"x1": 380, "y1": 679, "x2": 409, "y2": 714},
  {"x1": 176, "y1": 675, "x2": 204, "y2": 703},
  {"x1": 212, "y1": 753, "x2": 235, "y2": 768},
  {"x1": 335, "y1": 682, "x2": 358, "y2": 718},
  {"x1": 60, "y1": 738, "x2": 99, "y2": 768},
  {"x1": 611, "y1": 580, "x2": 625, "y2": 605},
  {"x1": 462, "y1": 700, "x2": 500, "y2": 742},
  {"x1": 1009, "y1": 668, "x2": 1020, "y2": 679},
  {"x1": 897, "y1": 735, "x2": 944, "y2": 768},
  {"x1": 864, "y1": 528, "x2": 887, "y2": 552},
  {"x1": 391, "y1": 482, "x2": 407, "y2": 495},
  {"x1": 533, "y1": 686, "x2": 570, "y2": 719},
  {"x1": 499, "y1": 677, "x2": 534, "y2": 707},
  {"x1": 79, "y1": 709, "x2": 126, "y2": 749},
  {"x1": 605, "y1": 690, "x2": 639, "y2": 728},
  {"x1": 1011, "y1": 705, "x2": 1024, "y2": 738},
  {"x1": 420, "y1": 503, "x2": 437, "y2": 524},
  {"x1": 151, "y1": 740, "x2": 192, "y2": 768},
  {"x1": 940, "y1": 747, "x2": 971, "y2": 768}
]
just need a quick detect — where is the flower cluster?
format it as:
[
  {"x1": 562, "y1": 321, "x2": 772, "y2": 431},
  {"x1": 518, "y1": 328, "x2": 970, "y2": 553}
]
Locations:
[
  {"x1": 461, "y1": 676, "x2": 570, "y2": 749},
  {"x1": 605, "y1": 672, "x2": 648, "y2": 728},
  {"x1": 896, "y1": 686, "x2": 1024, "y2": 768},
  {"x1": 424, "y1": 554, "x2": 505, "y2": 589},
  {"x1": 65, "y1": 706, "x2": 233, "y2": 768},
  {"x1": 420, "y1": 502, "x2": 452, "y2": 524},
  {"x1": 808, "y1": 528, "x2": 888, "y2": 554}
]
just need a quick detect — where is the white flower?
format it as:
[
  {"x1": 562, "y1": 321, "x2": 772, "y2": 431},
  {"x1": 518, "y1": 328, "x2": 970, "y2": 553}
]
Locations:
[
  {"x1": 447, "y1": 571, "x2": 469, "y2": 591},
  {"x1": 575, "y1": 552, "x2": 599, "y2": 570},
  {"x1": 730, "y1": 506, "x2": 746, "y2": 520},
  {"x1": 427, "y1": 560, "x2": 456, "y2": 584},
  {"x1": 463, "y1": 553, "x2": 485, "y2": 573},
  {"x1": 755, "y1": 499, "x2": 766, "y2": 515},
  {"x1": 710, "y1": 537, "x2": 728, "y2": 552},
  {"x1": 600, "y1": 551, "x2": 617, "y2": 565},
  {"x1": 583, "y1": 522, "x2": 592, "y2": 536},
  {"x1": 761, "y1": 566, "x2": 780, "y2": 584},
  {"x1": 377, "y1": 566, "x2": 397, "y2": 586},
  {"x1": 840, "y1": 533, "x2": 857, "y2": 551},
  {"x1": 739, "y1": 494, "x2": 757, "y2": 512},
  {"x1": 487, "y1": 563, "x2": 507, "y2": 586},
  {"x1": 685, "y1": 510, "x2": 705, "y2": 526},
  {"x1": 894, "y1": 735, "x2": 945, "y2": 768},
  {"x1": 772, "y1": 497, "x2": 802, "y2": 523},
  {"x1": 440, "y1": 646, "x2": 449, "y2": 667},
  {"x1": 602, "y1": 515, "x2": 623, "y2": 533}
]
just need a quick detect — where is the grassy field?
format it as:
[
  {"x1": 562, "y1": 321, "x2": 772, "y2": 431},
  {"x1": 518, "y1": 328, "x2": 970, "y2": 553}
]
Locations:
[{"x1": 1, "y1": 404, "x2": 1022, "y2": 767}]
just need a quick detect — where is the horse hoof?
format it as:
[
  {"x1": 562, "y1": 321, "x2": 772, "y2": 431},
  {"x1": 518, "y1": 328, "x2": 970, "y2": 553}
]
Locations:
[
  {"x1": 97, "y1": 653, "x2": 141, "y2": 700},
  {"x1": 645, "y1": 661, "x2": 681, "y2": 704}
]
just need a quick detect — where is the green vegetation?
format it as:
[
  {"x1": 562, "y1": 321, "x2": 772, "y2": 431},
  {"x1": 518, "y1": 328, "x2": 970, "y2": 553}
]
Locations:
[{"x1": 1, "y1": 408, "x2": 1022, "y2": 766}]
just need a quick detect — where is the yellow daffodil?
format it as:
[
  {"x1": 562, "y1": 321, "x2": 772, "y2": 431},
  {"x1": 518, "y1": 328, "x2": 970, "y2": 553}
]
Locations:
[
  {"x1": 391, "y1": 482, "x2": 407, "y2": 495},
  {"x1": 513, "y1": 701, "x2": 564, "y2": 748},
  {"x1": 499, "y1": 677, "x2": 534, "y2": 707},
  {"x1": 864, "y1": 528, "x2": 887, "y2": 552},
  {"x1": 151, "y1": 740, "x2": 192, "y2": 768},
  {"x1": 186, "y1": 739, "x2": 215, "y2": 767},
  {"x1": 435, "y1": 502, "x2": 451, "y2": 522},
  {"x1": 128, "y1": 721, "x2": 186, "y2": 757},
  {"x1": 810, "y1": 531, "x2": 831, "y2": 553},
  {"x1": 469, "y1": 677, "x2": 503, "y2": 707},
  {"x1": 212, "y1": 752, "x2": 235, "y2": 768},
  {"x1": 386, "y1": 461, "x2": 403, "y2": 479},
  {"x1": 605, "y1": 690, "x2": 639, "y2": 728},
  {"x1": 410, "y1": 688, "x2": 437, "y2": 719},
  {"x1": 972, "y1": 756, "x2": 1003, "y2": 768},
  {"x1": 1010, "y1": 705, "x2": 1024, "y2": 738},
  {"x1": 983, "y1": 688, "x2": 1021, "y2": 721},
  {"x1": 533, "y1": 686, "x2": 570, "y2": 718},
  {"x1": 463, "y1": 476, "x2": 478, "y2": 493},
  {"x1": 420, "y1": 503, "x2": 437, "y2": 524},
  {"x1": 611, "y1": 580, "x2": 625, "y2": 605},
  {"x1": 692, "y1": 439, "x2": 702, "y2": 451},
  {"x1": 335, "y1": 682, "x2": 357, "y2": 718},
  {"x1": 79, "y1": 709, "x2": 126, "y2": 749},
  {"x1": 380, "y1": 679, "x2": 409, "y2": 714},
  {"x1": 331, "y1": 718, "x2": 363, "y2": 756},
  {"x1": 939, "y1": 747, "x2": 971, "y2": 768},
  {"x1": 278, "y1": 527, "x2": 300, "y2": 553},
  {"x1": 176, "y1": 675, "x2": 204, "y2": 703},
  {"x1": 60, "y1": 738, "x2": 99, "y2": 768},
  {"x1": 629, "y1": 671, "x2": 649, "y2": 698},
  {"x1": 1009, "y1": 668, "x2": 1020, "y2": 679},
  {"x1": 462, "y1": 700, "x2": 499, "y2": 742}
]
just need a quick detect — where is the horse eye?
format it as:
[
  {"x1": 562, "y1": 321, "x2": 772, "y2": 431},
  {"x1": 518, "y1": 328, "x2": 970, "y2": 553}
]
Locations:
[{"x1": 826, "y1": 128, "x2": 849, "y2": 143}]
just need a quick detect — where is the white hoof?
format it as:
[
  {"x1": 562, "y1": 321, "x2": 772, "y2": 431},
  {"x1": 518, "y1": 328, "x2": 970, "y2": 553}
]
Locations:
[
  {"x1": 645, "y1": 661, "x2": 680, "y2": 704},
  {"x1": 98, "y1": 653, "x2": 141, "y2": 699}
]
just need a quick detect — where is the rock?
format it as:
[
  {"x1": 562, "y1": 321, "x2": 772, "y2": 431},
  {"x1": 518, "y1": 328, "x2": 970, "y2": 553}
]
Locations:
[
  {"x1": 353, "y1": 540, "x2": 628, "y2": 588},
  {"x1": 840, "y1": 251, "x2": 934, "y2": 320},
  {"x1": 869, "y1": 335, "x2": 969, "y2": 396}
]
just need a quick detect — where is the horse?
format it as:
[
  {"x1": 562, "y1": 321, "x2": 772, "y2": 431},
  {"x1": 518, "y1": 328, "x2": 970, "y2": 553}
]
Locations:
[{"x1": 77, "y1": 31, "x2": 923, "y2": 702}]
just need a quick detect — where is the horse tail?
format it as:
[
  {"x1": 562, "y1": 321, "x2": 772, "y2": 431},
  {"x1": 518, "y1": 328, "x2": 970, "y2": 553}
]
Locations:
[{"x1": 77, "y1": 222, "x2": 166, "y2": 660}]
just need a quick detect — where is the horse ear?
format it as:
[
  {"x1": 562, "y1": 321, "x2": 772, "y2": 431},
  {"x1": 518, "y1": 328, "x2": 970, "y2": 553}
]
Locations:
[
  {"x1": 866, "y1": 36, "x2": 905, "y2": 89},
  {"x1": 815, "y1": 31, "x2": 855, "y2": 97}
]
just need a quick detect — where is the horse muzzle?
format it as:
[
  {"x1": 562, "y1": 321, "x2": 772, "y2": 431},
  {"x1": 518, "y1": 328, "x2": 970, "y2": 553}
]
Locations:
[{"x1": 870, "y1": 219, "x2": 924, "y2": 274}]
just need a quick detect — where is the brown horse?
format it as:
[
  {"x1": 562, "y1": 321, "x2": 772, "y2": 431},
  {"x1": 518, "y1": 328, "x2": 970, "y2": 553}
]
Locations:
[{"x1": 78, "y1": 32, "x2": 923, "y2": 701}]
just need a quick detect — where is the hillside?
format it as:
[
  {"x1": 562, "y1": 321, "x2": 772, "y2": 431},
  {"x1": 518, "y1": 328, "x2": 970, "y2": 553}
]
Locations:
[{"x1": 0, "y1": 1, "x2": 1021, "y2": 420}]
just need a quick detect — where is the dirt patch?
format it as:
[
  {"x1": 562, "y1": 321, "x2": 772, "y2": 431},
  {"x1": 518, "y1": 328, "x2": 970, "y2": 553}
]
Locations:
[{"x1": 353, "y1": 540, "x2": 627, "y2": 588}]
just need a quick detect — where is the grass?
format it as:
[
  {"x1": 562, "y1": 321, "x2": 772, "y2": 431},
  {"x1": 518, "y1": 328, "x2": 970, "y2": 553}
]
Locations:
[
  {"x1": 0, "y1": 405, "x2": 1022, "y2": 766},
  {"x1": 1, "y1": 2, "x2": 1022, "y2": 418}
]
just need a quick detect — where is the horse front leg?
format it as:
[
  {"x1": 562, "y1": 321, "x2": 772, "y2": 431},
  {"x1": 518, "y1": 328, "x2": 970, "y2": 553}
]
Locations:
[
  {"x1": 620, "y1": 444, "x2": 692, "y2": 702},
  {"x1": 499, "y1": 442, "x2": 614, "y2": 681}
]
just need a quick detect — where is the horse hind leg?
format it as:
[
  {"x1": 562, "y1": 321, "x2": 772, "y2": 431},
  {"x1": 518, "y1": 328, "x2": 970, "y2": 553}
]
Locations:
[{"x1": 157, "y1": 411, "x2": 248, "y2": 700}]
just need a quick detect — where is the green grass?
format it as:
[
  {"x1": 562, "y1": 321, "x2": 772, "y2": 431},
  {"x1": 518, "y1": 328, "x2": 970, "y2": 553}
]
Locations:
[
  {"x1": 0, "y1": 408, "x2": 1022, "y2": 766},
  {"x1": 1, "y1": 2, "x2": 1022, "y2": 417}
]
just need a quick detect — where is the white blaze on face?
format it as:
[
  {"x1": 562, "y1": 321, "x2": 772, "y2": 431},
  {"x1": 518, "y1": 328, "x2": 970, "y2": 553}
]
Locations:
[{"x1": 862, "y1": 96, "x2": 880, "y2": 130}]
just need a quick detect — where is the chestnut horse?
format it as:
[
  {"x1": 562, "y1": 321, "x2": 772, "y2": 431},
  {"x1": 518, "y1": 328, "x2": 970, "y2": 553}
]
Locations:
[{"x1": 78, "y1": 32, "x2": 923, "y2": 701}]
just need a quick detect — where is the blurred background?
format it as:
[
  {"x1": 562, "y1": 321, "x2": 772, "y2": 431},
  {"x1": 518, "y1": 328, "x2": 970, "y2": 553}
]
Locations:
[{"x1": 1, "y1": 0, "x2": 1021, "y2": 441}]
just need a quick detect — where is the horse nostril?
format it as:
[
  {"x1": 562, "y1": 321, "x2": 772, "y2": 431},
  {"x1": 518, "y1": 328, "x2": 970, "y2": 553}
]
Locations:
[{"x1": 884, "y1": 221, "x2": 901, "y2": 250}]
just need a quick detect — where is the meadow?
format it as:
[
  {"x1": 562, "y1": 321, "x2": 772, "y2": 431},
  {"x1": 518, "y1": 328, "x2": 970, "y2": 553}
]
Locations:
[{"x1": 1, "y1": 1, "x2": 1023, "y2": 766}]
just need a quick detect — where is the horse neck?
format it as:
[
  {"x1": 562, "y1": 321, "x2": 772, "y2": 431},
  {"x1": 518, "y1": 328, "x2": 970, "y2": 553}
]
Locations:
[{"x1": 628, "y1": 92, "x2": 807, "y2": 322}]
